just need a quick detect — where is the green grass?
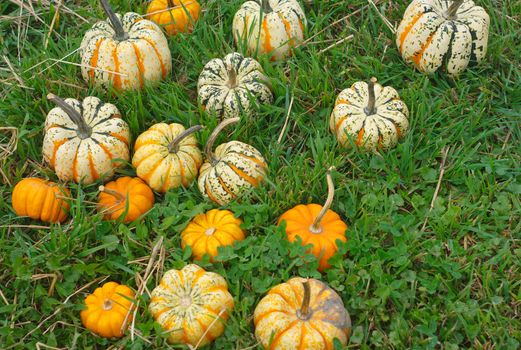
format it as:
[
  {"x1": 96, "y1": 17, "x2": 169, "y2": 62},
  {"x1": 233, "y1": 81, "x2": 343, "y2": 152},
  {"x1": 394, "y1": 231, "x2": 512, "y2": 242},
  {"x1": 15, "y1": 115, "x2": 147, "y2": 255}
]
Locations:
[{"x1": 1, "y1": 0, "x2": 520, "y2": 349}]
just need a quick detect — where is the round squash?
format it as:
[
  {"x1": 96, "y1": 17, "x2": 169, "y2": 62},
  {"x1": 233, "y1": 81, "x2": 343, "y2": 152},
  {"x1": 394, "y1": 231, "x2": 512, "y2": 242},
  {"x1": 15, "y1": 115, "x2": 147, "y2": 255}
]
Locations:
[
  {"x1": 43, "y1": 93, "x2": 130, "y2": 184},
  {"x1": 278, "y1": 167, "x2": 347, "y2": 271},
  {"x1": 330, "y1": 77, "x2": 409, "y2": 151},
  {"x1": 81, "y1": 281, "x2": 135, "y2": 339},
  {"x1": 97, "y1": 176, "x2": 155, "y2": 223},
  {"x1": 254, "y1": 277, "x2": 351, "y2": 349},
  {"x1": 198, "y1": 118, "x2": 267, "y2": 205},
  {"x1": 80, "y1": 0, "x2": 172, "y2": 90},
  {"x1": 12, "y1": 178, "x2": 70, "y2": 223},
  {"x1": 197, "y1": 52, "x2": 273, "y2": 120},
  {"x1": 396, "y1": 0, "x2": 489, "y2": 76},
  {"x1": 146, "y1": 0, "x2": 201, "y2": 36},
  {"x1": 132, "y1": 123, "x2": 203, "y2": 193},
  {"x1": 232, "y1": 0, "x2": 306, "y2": 61},
  {"x1": 149, "y1": 264, "x2": 234, "y2": 347},
  {"x1": 181, "y1": 209, "x2": 245, "y2": 261}
]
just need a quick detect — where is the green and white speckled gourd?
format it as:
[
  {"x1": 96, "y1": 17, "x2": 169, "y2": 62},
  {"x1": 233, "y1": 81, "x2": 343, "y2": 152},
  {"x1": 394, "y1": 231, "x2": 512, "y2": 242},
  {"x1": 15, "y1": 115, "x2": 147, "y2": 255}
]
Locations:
[{"x1": 80, "y1": 0, "x2": 172, "y2": 90}]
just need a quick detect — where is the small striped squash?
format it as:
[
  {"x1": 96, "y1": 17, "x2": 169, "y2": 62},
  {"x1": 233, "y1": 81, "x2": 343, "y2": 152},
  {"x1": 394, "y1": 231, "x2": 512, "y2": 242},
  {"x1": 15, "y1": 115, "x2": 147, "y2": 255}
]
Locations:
[
  {"x1": 330, "y1": 78, "x2": 409, "y2": 151},
  {"x1": 80, "y1": 0, "x2": 172, "y2": 90},
  {"x1": 43, "y1": 94, "x2": 130, "y2": 184},
  {"x1": 198, "y1": 118, "x2": 267, "y2": 205},
  {"x1": 197, "y1": 52, "x2": 273, "y2": 120},
  {"x1": 396, "y1": 0, "x2": 489, "y2": 76},
  {"x1": 132, "y1": 124, "x2": 203, "y2": 193},
  {"x1": 232, "y1": 0, "x2": 306, "y2": 61},
  {"x1": 146, "y1": 0, "x2": 201, "y2": 36},
  {"x1": 149, "y1": 264, "x2": 234, "y2": 347}
]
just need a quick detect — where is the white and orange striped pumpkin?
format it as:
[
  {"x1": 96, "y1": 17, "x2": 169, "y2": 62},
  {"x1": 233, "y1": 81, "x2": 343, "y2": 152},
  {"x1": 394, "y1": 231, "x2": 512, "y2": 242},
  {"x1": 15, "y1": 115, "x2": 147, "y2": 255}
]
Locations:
[
  {"x1": 198, "y1": 118, "x2": 267, "y2": 205},
  {"x1": 330, "y1": 78, "x2": 409, "y2": 151},
  {"x1": 43, "y1": 94, "x2": 130, "y2": 184},
  {"x1": 396, "y1": 0, "x2": 489, "y2": 76},
  {"x1": 132, "y1": 123, "x2": 203, "y2": 193},
  {"x1": 232, "y1": 0, "x2": 306, "y2": 61},
  {"x1": 80, "y1": 0, "x2": 172, "y2": 90}
]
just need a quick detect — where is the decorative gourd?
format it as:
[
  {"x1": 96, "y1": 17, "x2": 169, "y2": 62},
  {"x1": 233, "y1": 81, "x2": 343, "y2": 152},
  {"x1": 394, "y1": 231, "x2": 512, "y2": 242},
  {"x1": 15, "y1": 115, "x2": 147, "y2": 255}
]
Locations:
[
  {"x1": 330, "y1": 78, "x2": 409, "y2": 151},
  {"x1": 43, "y1": 94, "x2": 130, "y2": 184},
  {"x1": 396, "y1": 0, "x2": 489, "y2": 76},
  {"x1": 97, "y1": 176, "x2": 155, "y2": 223},
  {"x1": 197, "y1": 52, "x2": 273, "y2": 119},
  {"x1": 81, "y1": 281, "x2": 135, "y2": 339},
  {"x1": 254, "y1": 277, "x2": 351, "y2": 349},
  {"x1": 146, "y1": 0, "x2": 201, "y2": 36},
  {"x1": 80, "y1": 0, "x2": 172, "y2": 90},
  {"x1": 181, "y1": 209, "x2": 245, "y2": 261},
  {"x1": 132, "y1": 124, "x2": 203, "y2": 192},
  {"x1": 232, "y1": 0, "x2": 306, "y2": 60},
  {"x1": 149, "y1": 264, "x2": 234, "y2": 347},
  {"x1": 198, "y1": 118, "x2": 267, "y2": 205},
  {"x1": 278, "y1": 168, "x2": 347, "y2": 271},
  {"x1": 11, "y1": 178, "x2": 70, "y2": 223}
]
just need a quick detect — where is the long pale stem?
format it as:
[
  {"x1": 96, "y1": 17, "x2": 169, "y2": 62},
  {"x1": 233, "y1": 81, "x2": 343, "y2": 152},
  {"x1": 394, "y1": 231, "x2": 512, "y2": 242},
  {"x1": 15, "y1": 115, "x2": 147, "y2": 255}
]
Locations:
[
  {"x1": 298, "y1": 281, "x2": 311, "y2": 320},
  {"x1": 166, "y1": 0, "x2": 175, "y2": 8},
  {"x1": 100, "y1": 0, "x2": 128, "y2": 41},
  {"x1": 227, "y1": 68, "x2": 238, "y2": 89},
  {"x1": 99, "y1": 185, "x2": 127, "y2": 203},
  {"x1": 47, "y1": 93, "x2": 91, "y2": 139},
  {"x1": 204, "y1": 117, "x2": 240, "y2": 165},
  {"x1": 310, "y1": 167, "x2": 336, "y2": 233},
  {"x1": 364, "y1": 77, "x2": 377, "y2": 116},
  {"x1": 261, "y1": 0, "x2": 273, "y2": 13},
  {"x1": 167, "y1": 125, "x2": 203, "y2": 153},
  {"x1": 447, "y1": 0, "x2": 464, "y2": 19}
]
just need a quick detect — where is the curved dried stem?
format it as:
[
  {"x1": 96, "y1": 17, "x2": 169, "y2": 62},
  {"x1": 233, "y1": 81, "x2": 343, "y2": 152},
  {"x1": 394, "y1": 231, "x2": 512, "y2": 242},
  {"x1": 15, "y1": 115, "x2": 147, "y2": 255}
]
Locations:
[
  {"x1": 100, "y1": 0, "x2": 128, "y2": 40},
  {"x1": 364, "y1": 77, "x2": 378, "y2": 116},
  {"x1": 47, "y1": 93, "x2": 91, "y2": 139},
  {"x1": 310, "y1": 167, "x2": 336, "y2": 233},
  {"x1": 204, "y1": 117, "x2": 240, "y2": 165},
  {"x1": 447, "y1": 0, "x2": 464, "y2": 19},
  {"x1": 298, "y1": 281, "x2": 312, "y2": 320},
  {"x1": 99, "y1": 185, "x2": 127, "y2": 203},
  {"x1": 167, "y1": 125, "x2": 203, "y2": 153}
]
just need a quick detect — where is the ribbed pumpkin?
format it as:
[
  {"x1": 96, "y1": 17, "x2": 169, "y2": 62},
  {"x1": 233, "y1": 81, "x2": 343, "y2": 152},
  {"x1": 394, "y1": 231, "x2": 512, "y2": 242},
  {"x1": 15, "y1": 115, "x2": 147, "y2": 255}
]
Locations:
[
  {"x1": 81, "y1": 281, "x2": 135, "y2": 339},
  {"x1": 97, "y1": 176, "x2": 155, "y2": 223},
  {"x1": 43, "y1": 94, "x2": 130, "y2": 184},
  {"x1": 233, "y1": 0, "x2": 306, "y2": 60},
  {"x1": 396, "y1": 0, "x2": 489, "y2": 76},
  {"x1": 181, "y1": 209, "x2": 245, "y2": 261},
  {"x1": 254, "y1": 278, "x2": 351, "y2": 349},
  {"x1": 146, "y1": 0, "x2": 201, "y2": 36},
  {"x1": 132, "y1": 123, "x2": 203, "y2": 193},
  {"x1": 149, "y1": 264, "x2": 234, "y2": 347},
  {"x1": 80, "y1": 0, "x2": 172, "y2": 90},
  {"x1": 12, "y1": 178, "x2": 70, "y2": 223},
  {"x1": 278, "y1": 168, "x2": 347, "y2": 271},
  {"x1": 198, "y1": 118, "x2": 267, "y2": 205},
  {"x1": 330, "y1": 77, "x2": 409, "y2": 151},
  {"x1": 197, "y1": 52, "x2": 273, "y2": 120}
]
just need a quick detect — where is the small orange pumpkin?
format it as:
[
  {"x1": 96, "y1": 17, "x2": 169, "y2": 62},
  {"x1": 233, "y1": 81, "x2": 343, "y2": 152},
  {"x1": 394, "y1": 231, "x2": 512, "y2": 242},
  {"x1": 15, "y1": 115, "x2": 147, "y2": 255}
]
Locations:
[
  {"x1": 181, "y1": 209, "x2": 245, "y2": 261},
  {"x1": 12, "y1": 178, "x2": 70, "y2": 223},
  {"x1": 278, "y1": 167, "x2": 347, "y2": 271},
  {"x1": 97, "y1": 176, "x2": 155, "y2": 223},
  {"x1": 146, "y1": 0, "x2": 201, "y2": 36},
  {"x1": 81, "y1": 281, "x2": 135, "y2": 339}
]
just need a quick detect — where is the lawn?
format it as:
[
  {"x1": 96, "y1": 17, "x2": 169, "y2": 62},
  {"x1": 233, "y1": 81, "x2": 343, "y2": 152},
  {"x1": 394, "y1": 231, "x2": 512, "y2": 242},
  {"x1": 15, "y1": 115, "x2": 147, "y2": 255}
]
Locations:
[{"x1": 1, "y1": 0, "x2": 520, "y2": 349}]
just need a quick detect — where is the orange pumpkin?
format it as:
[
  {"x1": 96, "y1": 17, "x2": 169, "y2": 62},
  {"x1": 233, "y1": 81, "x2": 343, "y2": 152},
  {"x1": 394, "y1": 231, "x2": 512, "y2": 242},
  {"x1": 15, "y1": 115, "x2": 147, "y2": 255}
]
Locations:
[
  {"x1": 278, "y1": 167, "x2": 347, "y2": 271},
  {"x1": 97, "y1": 176, "x2": 155, "y2": 223},
  {"x1": 181, "y1": 209, "x2": 245, "y2": 261},
  {"x1": 11, "y1": 178, "x2": 70, "y2": 223},
  {"x1": 81, "y1": 281, "x2": 135, "y2": 339},
  {"x1": 146, "y1": 0, "x2": 201, "y2": 36},
  {"x1": 254, "y1": 277, "x2": 351, "y2": 349}
]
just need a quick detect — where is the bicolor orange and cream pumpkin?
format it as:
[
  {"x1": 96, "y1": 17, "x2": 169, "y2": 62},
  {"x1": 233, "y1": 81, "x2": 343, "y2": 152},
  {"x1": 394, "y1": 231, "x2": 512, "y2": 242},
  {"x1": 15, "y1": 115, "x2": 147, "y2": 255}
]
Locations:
[
  {"x1": 43, "y1": 93, "x2": 130, "y2": 184},
  {"x1": 146, "y1": 0, "x2": 201, "y2": 36},
  {"x1": 232, "y1": 0, "x2": 306, "y2": 60},
  {"x1": 330, "y1": 78, "x2": 409, "y2": 151},
  {"x1": 396, "y1": 0, "x2": 489, "y2": 76},
  {"x1": 80, "y1": 0, "x2": 172, "y2": 90}
]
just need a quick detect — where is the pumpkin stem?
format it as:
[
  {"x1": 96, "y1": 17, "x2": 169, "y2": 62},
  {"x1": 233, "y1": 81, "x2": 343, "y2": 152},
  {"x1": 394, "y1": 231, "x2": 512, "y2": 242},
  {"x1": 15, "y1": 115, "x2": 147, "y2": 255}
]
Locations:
[
  {"x1": 167, "y1": 125, "x2": 203, "y2": 153},
  {"x1": 447, "y1": 0, "x2": 464, "y2": 19},
  {"x1": 102, "y1": 299, "x2": 113, "y2": 311},
  {"x1": 227, "y1": 67, "x2": 238, "y2": 89},
  {"x1": 364, "y1": 77, "x2": 378, "y2": 116},
  {"x1": 205, "y1": 117, "x2": 240, "y2": 166},
  {"x1": 47, "y1": 93, "x2": 92, "y2": 139},
  {"x1": 310, "y1": 167, "x2": 336, "y2": 234},
  {"x1": 298, "y1": 280, "x2": 312, "y2": 320},
  {"x1": 166, "y1": 0, "x2": 175, "y2": 9},
  {"x1": 100, "y1": 0, "x2": 128, "y2": 41},
  {"x1": 261, "y1": 0, "x2": 273, "y2": 13},
  {"x1": 99, "y1": 185, "x2": 127, "y2": 203}
]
